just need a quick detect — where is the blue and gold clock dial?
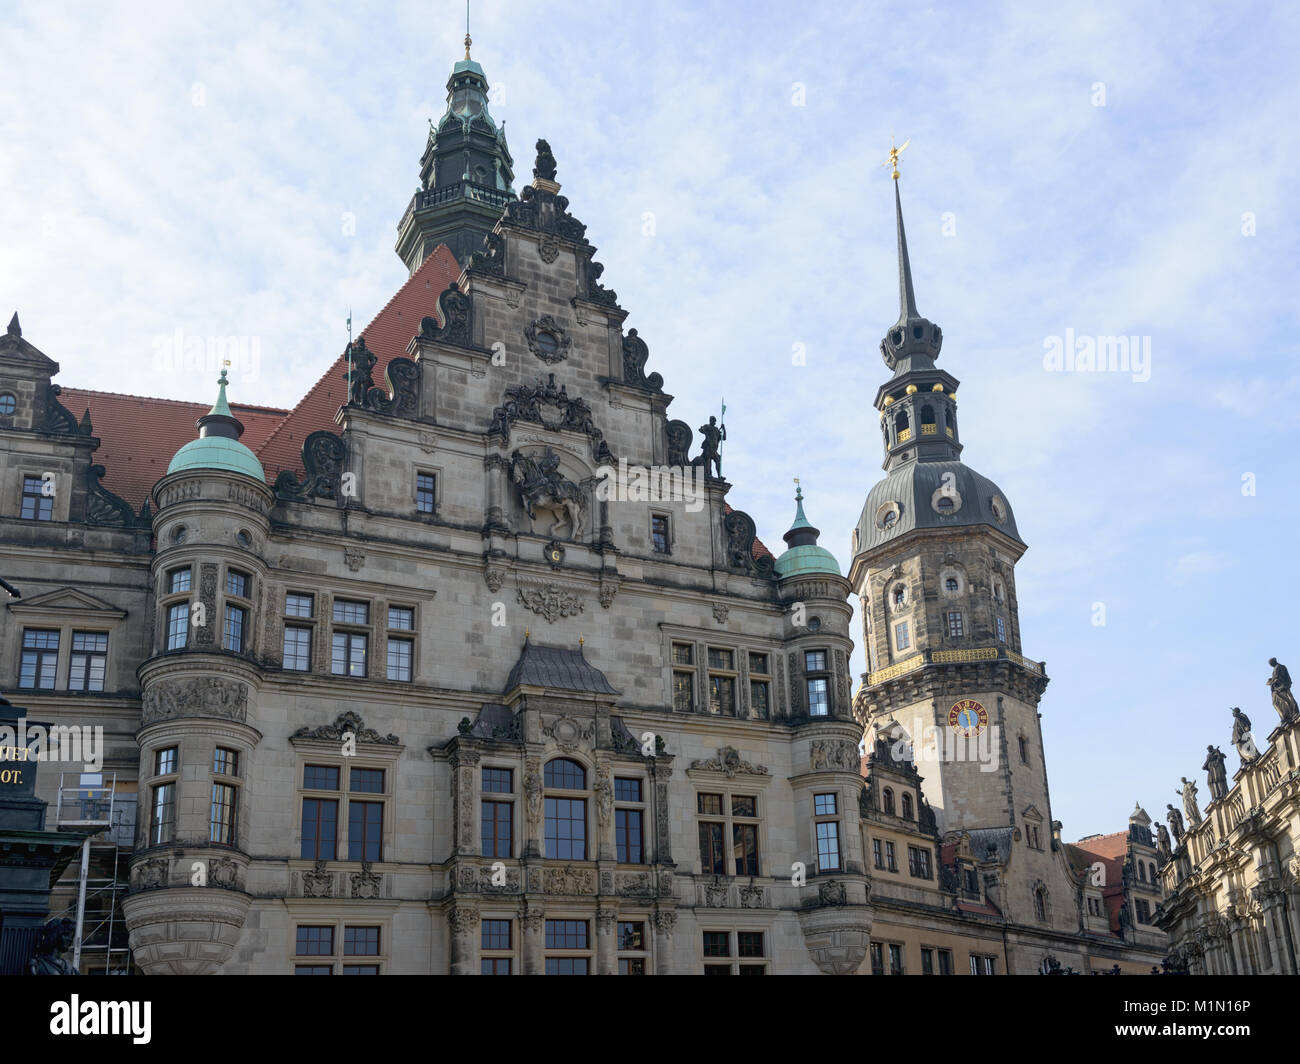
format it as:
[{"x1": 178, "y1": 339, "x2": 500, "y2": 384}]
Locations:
[{"x1": 947, "y1": 698, "x2": 988, "y2": 737}]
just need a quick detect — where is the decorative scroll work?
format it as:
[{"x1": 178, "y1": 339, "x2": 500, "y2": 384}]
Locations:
[
  {"x1": 86, "y1": 464, "x2": 139, "y2": 527},
  {"x1": 274, "y1": 430, "x2": 346, "y2": 501},
  {"x1": 487, "y1": 373, "x2": 614, "y2": 462},
  {"x1": 503, "y1": 184, "x2": 588, "y2": 244},
  {"x1": 665, "y1": 420, "x2": 693, "y2": 467},
  {"x1": 420, "y1": 284, "x2": 473, "y2": 348},
  {"x1": 584, "y1": 259, "x2": 618, "y2": 307},
  {"x1": 291, "y1": 710, "x2": 400, "y2": 746},
  {"x1": 517, "y1": 582, "x2": 584, "y2": 623},
  {"x1": 621, "y1": 329, "x2": 663, "y2": 392},
  {"x1": 690, "y1": 746, "x2": 770, "y2": 778},
  {"x1": 469, "y1": 231, "x2": 507, "y2": 276},
  {"x1": 723, "y1": 510, "x2": 775, "y2": 578}
]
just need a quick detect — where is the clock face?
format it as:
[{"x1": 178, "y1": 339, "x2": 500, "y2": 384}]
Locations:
[{"x1": 947, "y1": 698, "x2": 988, "y2": 737}]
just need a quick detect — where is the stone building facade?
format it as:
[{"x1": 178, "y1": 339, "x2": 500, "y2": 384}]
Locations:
[
  {"x1": 0, "y1": 41, "x2": 1166, "y2": 975},
  {"x1": 1154, "y1": 701, "x2": 1300, "y2": 974}
]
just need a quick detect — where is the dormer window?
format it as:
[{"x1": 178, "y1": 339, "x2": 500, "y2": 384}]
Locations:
[
  {"x1": 944, "y1": 577, "x2": 959, "y2": 592},
  {"x1": 936, "y1": 496, "x2": 955, "y2": 513}
]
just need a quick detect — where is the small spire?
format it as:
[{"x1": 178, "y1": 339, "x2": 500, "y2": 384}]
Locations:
[
  {"x1": 196, "y1": 362, "x2": 244, "y2": 441},
  {"x1": 894, "y1": 180, "x2": 919, "y2": 322},
  {"x1": 783, "y1": 482, "x2": 820, "y2": 547},
  {"x1": 6, "y1": 312, "x2": 19, "y2": 338}
]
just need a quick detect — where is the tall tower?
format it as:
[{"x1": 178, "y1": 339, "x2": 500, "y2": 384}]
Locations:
[
  {"x1": 849, "y1": 163, "x2": 1052, "y2": 844},
  {"x1": 394, "y1": 33, "x2": 516, "y2": 272}
]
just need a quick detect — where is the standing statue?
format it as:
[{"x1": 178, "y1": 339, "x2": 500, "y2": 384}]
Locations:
[
  {"x1": 1203, "y1": 744, "x2": 1229, "y2": 802},
  {"x1": 1230, "y1": 706, "x2": 1258, "y2": 763},
  {"x1": 1166, "y1": 804, "x2": 1184, "y2": 848},
  {"x1": 1268, "y1": 658, "x2": 1299, "y2": 723},
  {"x1": 343, "y1": 337, "x2": 376, "y2": 406},
  {"x1": 533, "y1": 139, "x2": 558, "y2": 182},
  {"x1": 697, "y1": 415, "x2": 726, "y2": 479},
  {"x1": 29, "y1": 919, "x2": 78, "y2": 975},
  {"x1": 1155, "y1": 823, "x2": 1172, "y2": 864},
  {"x1": 1176, "y1": 777, "x2": 1201, "y2": 825}
]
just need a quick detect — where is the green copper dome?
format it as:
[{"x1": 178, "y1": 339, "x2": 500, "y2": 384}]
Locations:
[
  {"x1": 166, "y1": 369, "x2": 266, "y2": 482},
  {"x1": 774, "y1": 486, "x2": 841, "y2": 578}
]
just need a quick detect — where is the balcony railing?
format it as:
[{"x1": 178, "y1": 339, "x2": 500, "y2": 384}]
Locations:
[
  {"x1": 896, "y1": 427, "x2": 912, "y2": 444},
  {"x1": 399, "y1": 181, "x2": 514, "y2": 229},
  {"x1": 920, "y1": 423, "x2": 937, "y2": 436},
  {"x1": 867, "y1": 646, "x2": 1045, "y2": 686}
]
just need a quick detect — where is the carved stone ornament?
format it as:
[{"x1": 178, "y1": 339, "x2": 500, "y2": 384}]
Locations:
[
  {"x1": 142, "y1": 676, "x2": 248, "y2": 725},
  {"x1": 712, "y1": 602, "x2": 730, "y2": 624},
  {"x1": 543, "y1": 865, "x2": 596, "y2": 895},
  {"x1": 274, "y1": 429, "x2": 347, "y2": 501},
  {"x1": 818, "y1": 880, "x2": 847, "y2": 907},
  {"x1": 620, "y1": 329, "x2": 663, "y2": 391},
  {"x1": 351, "y1": 862, "x2": 382, "y2": 900},
  {"x1": 447, "y1": 905, "x2": 480, "y2": 935},
  {"x1": 595, "y1": 767, "x2": 614, "y2": 830},
  {"x1": 665, "y1": 420, "x2": 693, "y2": 467},
  {"x1": 503, "y1": 180, "x2": 588, "y2": 245},
  {"x1": 739, "y1": 882, "x2": 766, "y2": 909},
  {"x1": 524, "y1": 315, "x2": 572, "y2": 365},
  {"x1": 510, "y1": 447, "x2": 586, "y2": 539},
  {"x1": 723, "y1": 510, "x2": 775, "y2": 578},
  {"x1": 488, "y1": 372, "x2": 614, "y2": 463},
  {"x1": 419, "y1": 284, "x2": 473, "y2": 348},
  {"x1": 292, "y1": 710, "x2": 400, "y2": 746},
  {"x1": 653, "y1": 910, "x2": 677, "y2": 937},
  {"x1": 342, "y1": 335, "x2": 420, "y2": 418},
  {"x1": 521, "y1": 906, "x2": 546, "y2": 933},
  {"x1": 810, "y1": 740, "x2": 860, "y2": 772},
  {"x1": 131, "y1": 857, "x2": 170, "y2": 891},
  {"x1": 86, "y1": 464, "x2": 140, "y2": 527},
  {"x1": 598, "y1": 578, "x2": 620, "y2": 610},
  {"x1": 544, "y1": 716, "x2": 594, "y2": 752},
  {"x1": 517, "y1": 581, "x2": 585, "y2": 623},
  {"x1": 690, "y1": 746, "x2": 770, "y2": 778},
  {"x1": 344, "y1": 546, "x2": 365, "y2": 572},
  {"x1": 302, "y1": 861, "x2": 334, "y2": 898},
  {"x1": 584, "y1": 258, "x2": 618, "y2": 308},
  {"x1": 469, "y1": 231, "x2": 507, "y2": 276},
  {"x1": 209, "y1": 857, "x2": 241, "y2": 891},
  {"x1": 484, "y1": 566, "x2": 506, "y2": 592},
  {"x1": 538, "y1": 234, "x2": 560, "y2": 264}
]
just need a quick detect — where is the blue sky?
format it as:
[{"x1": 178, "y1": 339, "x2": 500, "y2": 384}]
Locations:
[{"x1": 2, "y1": 0, "x2": 1297, "y2": 838}]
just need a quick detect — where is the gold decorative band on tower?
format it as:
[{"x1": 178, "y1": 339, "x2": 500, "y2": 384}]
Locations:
[
  {"x1": 866, "y1": 655, "x2": 924, "y2": 686},
  {"x1": 932, "y1": 648, "x2": 999, "y2": 665}
]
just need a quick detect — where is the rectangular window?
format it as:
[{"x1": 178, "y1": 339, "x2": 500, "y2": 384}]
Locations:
[
  {"x1": 483, "y1": 767, "x2": 513, "y2": 793},
  {"x1": 947, "y1": 611, "x2": 964, "y2": 638},
  {"x1": 921, "y1": 948, "x2": 934, "y2": 976},
  {"x1": 1136, "y1": 899, "x2": 1151, "y2": 924},
  {"x1": 20, "y1": 475, "x2": 53, "y2": 521},
  {"x1": 296, "y1": 926, "x2": 334, "y2": 956},
  {"x1": 816, "y1": 821, "x2": 841, "y2": 872},
  {"x1": 481, "y1": 957, "x2": 512, "y2": 975},
  {"x1": 342, "y1": 964, "x2": 379, "y2": 976},
  {"x1": 226, "y1": 569, "x2": 248, "y2": 598},
  {"x1": 709, "y1": 675, "x2": 736, "y2": 716},
  {"x1": 482, "y1": 800, "x2": 513, "y2": 858},
  {"x1": 750, "y1": 679, "x2": 769, "y2": 719},
  {"x1": 616, "y1": 808, "x2": 644, "y2": 864},
  {"x1": 807, "y1": 677, "x2": 830, "y2": 717},
  {"x1": 970, "y1": 954, "x2": 996, "y2": 976},
  {"x1": 150, "y1": 782, "x2": 176, "y2": 845},
  {"x1": 344, "y1": 926, "x2": 380, "y2": 956},
  {"x1": 545, "y1": 958, "x2": 588, "y2": 976},
  {"x1": 908, "y1": 845, "x2": 932, "y2": 879},
  {"x1": 301, "y1": 798, "x2": 338, "y2": 860},
  {"x1": 348, "y1": 801, "x2": 383, "y2": 861},
  {"x1": 350, "y1": 768, "x2": 383, "y2": 793},
  {"x1": 210, "y1": 782, "x2": 237, "y2": 845},
  {"x1": 672, "y1": 671, "x2": 695, "y2": 713},
  {"x1": 166, "y1": 603, "x2": 190, "y2": 650},
  {"x1": 703, "y1": 931, "x2": 730, "y2": 958},
  {"x1": 283, "y1": 626, "x2": 312, "y2": 671},
  {"x1": 895, "y1": 621, "x2": 910, "y2": 651},
  {"x1": 295, "y1": 965, "x2": 333, "y2": 976},
  {"x1": 651, "y1": 514, "x2": 670, "y2": 553},
  {"x1": 698, "y1": 821, "x2": 726, "y2": 875},
  {"x1": 155, "y1": 747, "x2": 177, "y2": 776},
  {"x1": 331, "y1": 632, "x2": 368, "y2": 677},
  {"x1": 708, "y1": 647, "x2": 734, "y2": 670},
  {"x1": 804, "y1": 650, "x2": 827, "y2": 672},
  {"x1": 938, "y1": 949, "x2": 953, "y2": 976},
  {"x1": 545, "y1": 920, "x2": 588, "y2": 949},
  {"x1": 873, "y1": 838, "x2": 884, "y2": 870},
  {"x1": 814, "y1": 793, "x2": 837, "y2": 816},
  {"x1": 888, "y1": 943, "x2": 904, "y2": 975},
  {"x1": 870, "y1": 942, "x2": 884, "y2": 975},
  {"x1": 387, "y1": 606, "x2": 414, "y2": 631},
  {"x1": 68, "y1": 631, "x2": 108, "y2": 692},
  {"x1": 168, "y1": 568, "x2": 192, "y2": 594},
  {"x1": 416, "y1": 472, "x2": 436, "y2": 514},
  {"x1": 19, "y1": 629, "x2": 60, "y2": 690},
  {"x1": 732, "y1": 823, "x2": 759, "y2": 876},
  {"x1": 332, "y1": 599, "x2": 369, "y2": 625},
  {"x1": 222, "y1": 604, "x2": 247, "y2": 653},
  {"x1": 544, "y1": 796, "x2": 586, "y2": 860},
  {"x1": 285, "y1": 592, "x2": 314, "y2": 618},
  {"x1": 481, "y1": 920, "x2": 511, "y2": 951},
  {"x1": 996, "y1": 616, "x2": 1006, "y2": 643},
  {"x1": 885, "y1": 841, "x2": 897, "y2": 872},
  {"x1": 304, "y1": 765, "x2": 340, "y2": 790},
  {"x1": 214, "y1": 747, "x2": 239, "y2": 776},
  {"x1": 386, "y1": 637, "x2": 413, "y2": 682}
]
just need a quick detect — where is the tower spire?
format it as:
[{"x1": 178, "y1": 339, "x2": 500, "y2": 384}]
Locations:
[
  {"x1": 877, "y1": 138, "x2": 942, "y2": 373},
  {"x1": 895, "y1": 181, "x2": 919, "y2": 322}
]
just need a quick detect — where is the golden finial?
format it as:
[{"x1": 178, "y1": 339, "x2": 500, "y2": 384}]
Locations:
[
  {"x1": 880, "y1": 133, "x2": 910, "y2": 180},
  {"x1": 579, "y1": 635, "x2": 585, "y2": 647},
  {"x1": 524, "y1": 627, "x2": 530, "y2": 640}
]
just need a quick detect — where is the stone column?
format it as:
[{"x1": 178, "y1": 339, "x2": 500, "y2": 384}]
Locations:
[
  {"x1": 451, "y1": 749, "x2": 480, "y2": 856},
  {"x1": 595, "y1": 764, "x2": 614, "y2": 861},
  {"x1": 523, "y1": 756, "x2": 542, "y2": 858},
  {"x1": 521, "y1": 904, "x2": 545, "y2": 975},
  {"x1": 652, "y1": 908, "x2": 676, "y2": 975},
  {"x1": 596, "y1": 907, "x2": 617, "y2": 975},
  {"x1": 652, "y1": 762, "x2": 673, "y2": 865},
  {"x1": 448, "y1": 904, "x2": 479, "y2": 976}
]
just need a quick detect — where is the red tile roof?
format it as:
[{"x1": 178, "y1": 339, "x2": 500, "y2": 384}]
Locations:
[
  {"x1": 59, "y1": 388, "x2": 287, "y2": 509},
  {"x1": 1066, "y1": 831, "x2": 1131, "y2": 935},
  {"x1": 256, "y1": 245, "x2": 462, "y2": 481}
]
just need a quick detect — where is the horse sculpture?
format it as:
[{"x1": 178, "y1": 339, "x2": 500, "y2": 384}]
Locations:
[{"x1": 509, "y1": 448, "x2": 585, "y2": 539}]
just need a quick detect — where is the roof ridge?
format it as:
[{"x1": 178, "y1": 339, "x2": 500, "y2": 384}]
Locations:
[{"x1": 60, "y1": 386, "x2": 288, "y2": 414}]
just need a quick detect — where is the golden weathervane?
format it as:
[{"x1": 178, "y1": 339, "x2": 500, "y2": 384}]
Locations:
[{"x1": 881, "y1": 134, "x2": 910, "y2": 180}]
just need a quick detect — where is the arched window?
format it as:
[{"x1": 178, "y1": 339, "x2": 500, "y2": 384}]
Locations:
[
  {"x1": 544, "y1": 758, "x2": 587, "y2": 860},
  {"x1": 1018, "y1": 736, "x2": 1029, "y2": 764},
  {"x1": 894, "y1": 410, "x2": 910, "y2": 433},
  {"x1": 1150, "y1": 861, "x2": 1158, "y2": 882},
  {"x1": 936, "y1": 496, "x2": 955, "y2": 512},
  {"x1": 902, "y1": 793, "x2": 914, "y2": 819},
  {"x1": 883, "y1": 788, "x2": 895, "y2": 816},
  {"x1": 1034, "y1": 887, "x2": 1047, "y2": 922},
  {"x1": 921, "y1": 404, "x2": 935, "y2": 427},
  {"x1": 1138, "y1": 861, "x2": 1147, "y2": 883},
  {"x1": 945, "y1": 577, "x2": 959, "y2": 592}
]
